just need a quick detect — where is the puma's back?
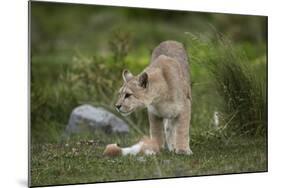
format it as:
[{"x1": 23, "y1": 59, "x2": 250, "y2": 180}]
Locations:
[
  {"x1": 151, "y1": 40, "x2": 191, "y2": 99},
  {"x1": 151, "y1": 40, "x2": 189, "y2": 75}
]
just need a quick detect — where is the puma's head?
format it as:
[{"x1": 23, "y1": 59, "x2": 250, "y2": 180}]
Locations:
[{"x1": 115, "y1": 69, "x2": 152, "y2": 116}]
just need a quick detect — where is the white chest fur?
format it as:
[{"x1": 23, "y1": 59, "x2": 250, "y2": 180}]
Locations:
[{"x1": 147, "y1": 101, "x2": 183, "y2": 119}]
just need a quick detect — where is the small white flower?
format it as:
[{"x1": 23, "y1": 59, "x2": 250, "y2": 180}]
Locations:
[{"x1": 213, "y1": 111, "x2": 219, "y2": 129}]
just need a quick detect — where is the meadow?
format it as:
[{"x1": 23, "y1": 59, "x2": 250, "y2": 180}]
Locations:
[{"x1": 30, "y1": 2, "x2": 267, "y2": 186}]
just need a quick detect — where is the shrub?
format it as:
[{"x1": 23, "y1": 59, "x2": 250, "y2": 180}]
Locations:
[{"x1": 186, "y1": 33, "x2": 267, "y2": 136}]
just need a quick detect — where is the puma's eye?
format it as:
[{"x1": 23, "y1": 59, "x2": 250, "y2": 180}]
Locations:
[{"x1": 124, "y1": 93, "x2": 132, "y2": 98}]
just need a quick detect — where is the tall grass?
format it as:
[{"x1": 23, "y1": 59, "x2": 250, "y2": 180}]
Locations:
[{"x1": 186, "y1": 33, "x2": 267, "y2": 136}]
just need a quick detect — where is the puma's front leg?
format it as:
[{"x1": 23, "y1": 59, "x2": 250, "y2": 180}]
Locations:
[
  {"x1": 148, "y1": 112, "x2": 165, "y2": 149},
  {"x1": 164, "y1": 119, "x2": 176, "y2": 152},
  {"x1": 173, "y1": 100, "x2": 192, "y2": 155}
]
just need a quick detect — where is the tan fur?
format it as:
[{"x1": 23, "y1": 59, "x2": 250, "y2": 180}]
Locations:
[
  {"x1": 139, "y1": 136, "x2": 160, "y2": 154},
  {"x1": 115, "y1": 41, "x2": 192, "y2": 155},
  {"x1": 103, "y1": 137, "x2": 160, "y2": 157},
  {"x1": 103, "y1": 144, "x2": 122, "y2": 157}
]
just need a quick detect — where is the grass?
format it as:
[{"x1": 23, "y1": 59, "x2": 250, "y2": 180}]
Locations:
[
  {"x1": 206, "y1": 38, "x2": 267, "y2": 135},
  {"x1": 185, "y1": 33, "x2": 267, "y2": 135},
  {"x1": 31, "y1": 131, "x2": 267, "y2": 186}
]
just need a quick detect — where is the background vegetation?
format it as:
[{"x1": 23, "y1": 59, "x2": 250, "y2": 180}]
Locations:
[{"x1": 30, "y1": 2, "x2": 267, "y2": 187}]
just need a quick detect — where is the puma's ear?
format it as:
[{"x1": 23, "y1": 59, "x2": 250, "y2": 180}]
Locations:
[
  {"x1": 139, "y1": 72, "x2": 148, "y2": 88},
  {"x1": 122, "y1": 69, "x2": 133, "y2": 82}
]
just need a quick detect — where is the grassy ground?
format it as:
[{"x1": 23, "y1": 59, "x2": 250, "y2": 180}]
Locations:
[{"x1": 31, "y1": 131, "x2": 267, "y2": 186}]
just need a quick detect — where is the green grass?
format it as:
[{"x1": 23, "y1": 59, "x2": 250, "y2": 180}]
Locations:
[{"x1": 31, "y1": 132, "x2": 267, "y2": 186}]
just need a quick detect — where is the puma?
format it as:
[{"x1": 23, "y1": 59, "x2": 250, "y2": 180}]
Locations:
[{"x1": 115, "y1": 40, "x2": 192, "y2": 155}]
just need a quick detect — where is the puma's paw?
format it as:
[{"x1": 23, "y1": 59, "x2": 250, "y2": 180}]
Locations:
[{"x1": 175, "y1": 148, "x2": 193, "y2": 155}]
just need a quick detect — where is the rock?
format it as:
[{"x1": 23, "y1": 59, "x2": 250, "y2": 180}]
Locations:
[{"x1": 66, "y1": 104, "x2": 129, "y2": 134}]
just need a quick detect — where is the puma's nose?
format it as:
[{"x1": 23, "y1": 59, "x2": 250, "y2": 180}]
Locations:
[{"x1": 115, "y1": 104, "x2": 121, "y2": 109}]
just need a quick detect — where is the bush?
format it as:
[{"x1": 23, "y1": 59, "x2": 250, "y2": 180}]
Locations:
[{"x1": 186, "y1": 33, "x2": 267, "y2": 136}]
